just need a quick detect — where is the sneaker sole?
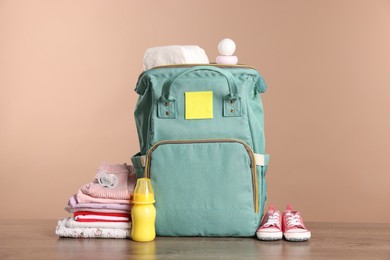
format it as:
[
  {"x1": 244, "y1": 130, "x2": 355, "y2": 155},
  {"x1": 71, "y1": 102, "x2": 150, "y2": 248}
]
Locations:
[
  {"x1": 256, "y1": 231, "x2": 283, "y2": 241},
  {"x1": 283, "y1": 231, "x2": 311, "y2": 242}
]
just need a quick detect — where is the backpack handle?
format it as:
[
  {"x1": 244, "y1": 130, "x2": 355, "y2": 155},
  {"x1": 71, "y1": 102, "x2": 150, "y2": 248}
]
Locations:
[
  {"x1": 157, "y1": 66, "x2": 241, "y2": 119},
  {"x1": 159, "y1": 66, "x2": 238, "y2": 101}
]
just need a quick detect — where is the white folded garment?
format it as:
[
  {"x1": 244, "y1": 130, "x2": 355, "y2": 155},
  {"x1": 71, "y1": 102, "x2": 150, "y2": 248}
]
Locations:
[
  {"x1": 55, "y1": 218, "x2": 130, "y2": 239},
  {"x1": 143, "y1": 45, "x2": 209, "y2": 70}
]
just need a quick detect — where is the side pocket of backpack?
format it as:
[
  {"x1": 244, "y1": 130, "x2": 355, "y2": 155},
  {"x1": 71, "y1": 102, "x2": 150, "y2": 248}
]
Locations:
[{"x1": 131, "y1": 153, "x2": 145, "y2": 179}]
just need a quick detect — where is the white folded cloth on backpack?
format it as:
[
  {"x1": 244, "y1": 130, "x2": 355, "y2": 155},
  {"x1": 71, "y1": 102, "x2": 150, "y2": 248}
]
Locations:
[{"x1": 143, "y1": 45, "x2": 209, "y2": 70}]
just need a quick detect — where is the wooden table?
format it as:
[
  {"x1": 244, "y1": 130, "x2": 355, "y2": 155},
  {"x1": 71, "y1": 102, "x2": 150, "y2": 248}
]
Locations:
[{"x1": 0, "y1": 220, "x2": 389, "y2": 259}]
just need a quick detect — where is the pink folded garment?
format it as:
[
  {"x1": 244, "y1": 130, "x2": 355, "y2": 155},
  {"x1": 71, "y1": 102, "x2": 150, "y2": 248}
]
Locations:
[
  {"x1": 65, "y1": 207, "x2": 130, "y2": 214},
  {"x1": 68, "y1": 195, "x2": 131, "y2": 211},
  {"x1": 80, "y1": 162, "x2": 136, "y2": 200},
  {"x1": 76, "y1": 189, "x2": 131, "y2": 205}
]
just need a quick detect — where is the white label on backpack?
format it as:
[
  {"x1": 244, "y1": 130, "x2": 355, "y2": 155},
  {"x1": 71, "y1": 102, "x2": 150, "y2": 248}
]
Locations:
[{"x1": 254, "y1": 153, "x2": 265, "y2": 166}]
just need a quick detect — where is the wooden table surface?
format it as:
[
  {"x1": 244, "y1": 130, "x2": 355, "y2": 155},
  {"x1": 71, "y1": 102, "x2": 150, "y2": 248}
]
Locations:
[{"x1": 0, "y1": 220, "x2": 389, "y2": 259}]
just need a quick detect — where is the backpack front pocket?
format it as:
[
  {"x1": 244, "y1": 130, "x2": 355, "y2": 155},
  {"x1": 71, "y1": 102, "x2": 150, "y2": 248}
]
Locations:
[{"x1": 144, "y1": 139, "x2": 261, "y2": 236}]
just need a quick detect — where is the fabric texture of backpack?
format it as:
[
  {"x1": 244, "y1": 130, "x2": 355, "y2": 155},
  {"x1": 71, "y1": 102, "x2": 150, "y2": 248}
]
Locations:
[{"x1": 131, "y1": 65, "x2": 269, "y2": 237}]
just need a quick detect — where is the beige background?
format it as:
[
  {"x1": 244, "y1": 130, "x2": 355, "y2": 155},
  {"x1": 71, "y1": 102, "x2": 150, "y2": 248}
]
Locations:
[{"x1": 1, "y1": 0, "x2": 390, "y2": 223}]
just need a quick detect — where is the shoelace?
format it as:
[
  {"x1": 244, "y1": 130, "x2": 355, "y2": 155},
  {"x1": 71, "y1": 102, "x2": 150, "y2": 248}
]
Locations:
[
  {"x1": 285, "y1": 212, "x2": 304, "y2": 228},
  {"x1": 263, "y1": 212, "x2": 280, "y2": 228}
]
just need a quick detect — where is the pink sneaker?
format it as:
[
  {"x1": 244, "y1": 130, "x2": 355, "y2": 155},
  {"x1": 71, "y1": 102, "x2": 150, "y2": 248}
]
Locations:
[
  {"x1": 282, "y1": 205, "x2": 311, "y2": 241},
  {"x1": 256, "y1": 205, "x2": 283, "y2": 240}
]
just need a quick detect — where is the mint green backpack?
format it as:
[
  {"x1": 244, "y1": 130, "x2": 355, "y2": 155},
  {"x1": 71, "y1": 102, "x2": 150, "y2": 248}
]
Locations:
[{"x1": 131, "y1": 65, "x2": 269, "y2": 237}]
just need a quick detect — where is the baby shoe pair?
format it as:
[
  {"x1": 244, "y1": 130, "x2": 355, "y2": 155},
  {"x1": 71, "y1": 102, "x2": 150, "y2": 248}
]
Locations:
[{"x1": 256, "y1": 204, "x2": 311, "y2": 242}]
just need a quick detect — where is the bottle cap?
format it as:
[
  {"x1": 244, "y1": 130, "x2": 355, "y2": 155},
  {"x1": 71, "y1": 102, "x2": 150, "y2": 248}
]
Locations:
[{"x1": 133, "y1": 178, "x2": 155, "y2": 204}]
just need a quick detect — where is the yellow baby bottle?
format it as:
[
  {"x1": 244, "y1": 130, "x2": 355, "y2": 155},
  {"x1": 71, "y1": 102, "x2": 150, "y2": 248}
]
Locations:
[{"x1": 131, "y1": 178, "x2": 156, "y2": 242}]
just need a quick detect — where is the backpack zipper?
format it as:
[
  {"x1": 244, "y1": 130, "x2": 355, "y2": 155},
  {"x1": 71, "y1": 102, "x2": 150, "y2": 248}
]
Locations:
[
  {"x1": 137, "y1": 64, "x2": 258, "y2": 79},
  {"x1": 143, "y1": 138, "x2": 259, "y2": 213},
  {"x1": 149, "y1": 63, "x2": 257, "y2": 70}
]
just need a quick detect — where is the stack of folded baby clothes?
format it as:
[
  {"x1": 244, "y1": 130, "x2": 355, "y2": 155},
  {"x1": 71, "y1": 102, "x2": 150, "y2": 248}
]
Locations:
[{"x1": 56, "y1": 162, "x2": 136, "y2": 238}]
